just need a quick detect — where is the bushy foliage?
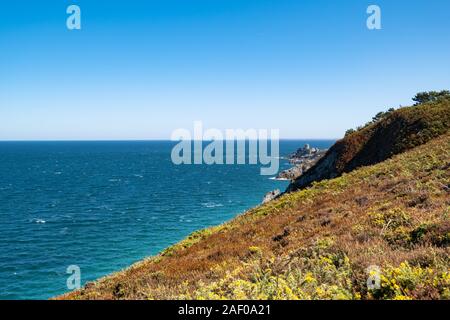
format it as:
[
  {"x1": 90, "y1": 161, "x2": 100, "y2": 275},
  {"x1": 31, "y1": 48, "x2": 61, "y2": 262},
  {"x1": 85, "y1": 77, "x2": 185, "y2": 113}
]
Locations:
[
  {"x1": 186, "y1": 238, "x2": 356, "y2": 300},
  {"x1": 413, "y1": 90, "x2": 450, "y2": 105},
  {"x1": 344, "y1": 90, "x2": 449, "y2": 137},
  {"x1": 344, "y1": 107, "x2": 395, "y2": 136},
  {"x1": 369, "y1": 262, "x2": 450, "y2": 300}
]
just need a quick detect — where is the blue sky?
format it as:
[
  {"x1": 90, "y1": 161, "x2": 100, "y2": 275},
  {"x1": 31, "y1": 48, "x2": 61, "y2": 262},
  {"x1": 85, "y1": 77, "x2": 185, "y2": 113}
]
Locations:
[{"x1": 1, "y1": 0, "x2": 449, "y2": 140}]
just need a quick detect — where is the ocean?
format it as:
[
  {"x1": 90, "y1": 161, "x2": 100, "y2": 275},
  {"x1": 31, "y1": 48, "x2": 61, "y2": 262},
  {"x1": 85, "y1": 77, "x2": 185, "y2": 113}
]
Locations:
[{"x1": 0, "y1": 140, "x2": 334, "y2": 299}]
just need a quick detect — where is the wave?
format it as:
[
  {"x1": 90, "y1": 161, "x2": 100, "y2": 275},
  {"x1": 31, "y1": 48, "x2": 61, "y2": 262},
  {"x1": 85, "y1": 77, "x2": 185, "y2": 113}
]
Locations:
[
  {"x1": 269, "y1": 177, "x2": 289, "y2": 181},
  {"x1": 201, "y1": 202, "x2": 224, "y2": 208}
]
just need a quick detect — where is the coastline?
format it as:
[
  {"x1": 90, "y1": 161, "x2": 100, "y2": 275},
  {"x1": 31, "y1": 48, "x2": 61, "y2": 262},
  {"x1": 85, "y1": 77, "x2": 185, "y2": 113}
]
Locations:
[
  {"x1": 59, "y1": 132, "x2": 450, "y2": 299},
  {"x1": 54, "y1": 142, "x2": 330, "y2": 299},
  {"x1": 57, "y1": 99, "x2": 450, "y2": 300}
]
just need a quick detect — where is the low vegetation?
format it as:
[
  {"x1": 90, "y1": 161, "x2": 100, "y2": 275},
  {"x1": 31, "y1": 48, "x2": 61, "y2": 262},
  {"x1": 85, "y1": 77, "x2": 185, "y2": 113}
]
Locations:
[{"x1": 58, "y1": 94, "x2": 450, "y2": 300}]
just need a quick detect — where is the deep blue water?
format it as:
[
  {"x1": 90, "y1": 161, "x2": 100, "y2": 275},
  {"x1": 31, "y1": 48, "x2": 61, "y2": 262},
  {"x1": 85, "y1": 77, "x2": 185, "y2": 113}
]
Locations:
[{"x1": 0, "y1": 140, "x2": 334, "y2": 299}]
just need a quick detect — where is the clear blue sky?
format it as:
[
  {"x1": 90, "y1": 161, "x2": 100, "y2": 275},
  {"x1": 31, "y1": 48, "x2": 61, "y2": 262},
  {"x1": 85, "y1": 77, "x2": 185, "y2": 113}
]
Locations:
[{"x1": 1, "y1": 0, "x2": 449, "y2": 140}]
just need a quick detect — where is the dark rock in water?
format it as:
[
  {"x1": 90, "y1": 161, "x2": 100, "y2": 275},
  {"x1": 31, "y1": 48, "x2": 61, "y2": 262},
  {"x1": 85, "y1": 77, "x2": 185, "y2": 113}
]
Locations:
[
  {"x1": 276, "y1": 144, "x2": 327, "y2": 181},
  {"x1": 262, "y1": 189, "x2": 281, "y2": 204}
]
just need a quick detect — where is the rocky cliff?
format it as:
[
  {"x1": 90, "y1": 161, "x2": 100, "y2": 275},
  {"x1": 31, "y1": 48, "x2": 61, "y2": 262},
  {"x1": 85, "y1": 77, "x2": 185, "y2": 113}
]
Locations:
[
  {"x1": 287, "y1": 97, "x2": 450, "y2": 192},
  {"x1": 276, "y1": 144, "x2": 327, "y2": 181}
]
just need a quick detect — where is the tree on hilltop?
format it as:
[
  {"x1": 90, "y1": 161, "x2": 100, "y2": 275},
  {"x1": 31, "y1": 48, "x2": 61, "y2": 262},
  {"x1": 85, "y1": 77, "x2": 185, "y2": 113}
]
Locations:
[{"x1": 413, "y1": 90, "x2": 450, "y2": 105}]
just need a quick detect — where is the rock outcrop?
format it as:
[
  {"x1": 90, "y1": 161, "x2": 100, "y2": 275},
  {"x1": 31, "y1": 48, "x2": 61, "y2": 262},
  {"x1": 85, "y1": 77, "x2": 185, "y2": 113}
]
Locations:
[
  {"x1": 262, "y1": 189, "x2": 281, "y2": 203},
  {"x1": 276, "y1": 144, "x2": 327, "y2": 180}
]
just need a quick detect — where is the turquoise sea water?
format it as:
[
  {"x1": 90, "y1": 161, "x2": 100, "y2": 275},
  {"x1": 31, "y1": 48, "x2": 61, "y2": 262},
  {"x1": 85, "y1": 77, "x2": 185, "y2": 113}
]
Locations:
[{"x1": 0, "y1": 140, "x2": 334, "y2": 299}]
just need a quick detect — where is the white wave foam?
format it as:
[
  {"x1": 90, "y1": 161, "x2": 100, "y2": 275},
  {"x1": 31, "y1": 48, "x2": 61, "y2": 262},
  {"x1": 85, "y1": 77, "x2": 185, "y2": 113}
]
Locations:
[
  {"x1": 269, "y1": 177, "x2": 289, "y2": 181},
  {"x1": 202, "y1": 202, "x2": 224, "y2": 208}
]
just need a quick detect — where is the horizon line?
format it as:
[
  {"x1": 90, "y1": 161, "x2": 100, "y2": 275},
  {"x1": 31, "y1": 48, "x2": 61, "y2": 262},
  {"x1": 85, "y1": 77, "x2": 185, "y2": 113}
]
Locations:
[{"x1": 0, "y1": 138, "x2": 340, "y2": 142}]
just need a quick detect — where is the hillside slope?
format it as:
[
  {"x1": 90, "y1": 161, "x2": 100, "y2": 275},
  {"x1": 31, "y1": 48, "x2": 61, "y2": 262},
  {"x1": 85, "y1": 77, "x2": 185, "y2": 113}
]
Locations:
[
  {"x1": 60, "y1": 131, "x2": 450, "y2": 300},
  {"x1": 287, "y1": 98, "x2": 450, "y2": 192}
]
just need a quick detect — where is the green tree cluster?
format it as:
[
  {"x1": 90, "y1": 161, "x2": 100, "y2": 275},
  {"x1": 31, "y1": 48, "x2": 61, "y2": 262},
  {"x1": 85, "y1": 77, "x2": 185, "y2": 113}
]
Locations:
[{"x1": 413, "y1": 90, "x2": 450, "y2": 105}]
